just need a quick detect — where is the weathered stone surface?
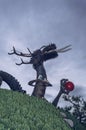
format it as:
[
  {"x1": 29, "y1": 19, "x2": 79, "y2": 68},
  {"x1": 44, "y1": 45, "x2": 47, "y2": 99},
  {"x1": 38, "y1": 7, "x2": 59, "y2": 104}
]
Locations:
[{"x1": 64, "y1": 118, "x2": 74, "y2": 127}]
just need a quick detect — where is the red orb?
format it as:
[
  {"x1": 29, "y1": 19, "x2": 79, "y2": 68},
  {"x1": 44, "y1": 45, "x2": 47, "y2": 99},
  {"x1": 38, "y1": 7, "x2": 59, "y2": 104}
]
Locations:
[{"x1": 65, "y1": 81, "x2": 74, "y2": 91}]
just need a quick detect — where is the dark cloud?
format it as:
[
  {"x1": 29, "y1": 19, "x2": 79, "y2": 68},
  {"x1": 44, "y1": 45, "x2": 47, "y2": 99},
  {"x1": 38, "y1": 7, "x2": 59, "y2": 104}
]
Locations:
[
  {"x1": 66, "y1": 0, "x2": 86, "y2": 15},
  {"x1": 0, "y1": 0, "x2": 86, "y2": 104}
]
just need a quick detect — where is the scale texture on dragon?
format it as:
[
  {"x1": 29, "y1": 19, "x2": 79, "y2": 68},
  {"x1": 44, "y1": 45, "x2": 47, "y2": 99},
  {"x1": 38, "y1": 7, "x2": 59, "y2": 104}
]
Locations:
[{"x1": 0, "y1": 70, "x2": 26, "y2": 93}]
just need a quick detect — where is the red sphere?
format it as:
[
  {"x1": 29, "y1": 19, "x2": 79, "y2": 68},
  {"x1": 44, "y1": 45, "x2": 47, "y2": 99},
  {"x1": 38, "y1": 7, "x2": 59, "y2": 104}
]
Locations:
[{"x1": 65, "y1": 81, "x2": 74, "y2": 91}]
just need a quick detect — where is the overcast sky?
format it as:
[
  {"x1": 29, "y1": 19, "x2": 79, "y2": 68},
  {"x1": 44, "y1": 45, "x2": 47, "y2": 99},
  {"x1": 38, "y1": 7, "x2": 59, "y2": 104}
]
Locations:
[{"x1": 0, "y1": 0, "x2": 86, "y2": 107}]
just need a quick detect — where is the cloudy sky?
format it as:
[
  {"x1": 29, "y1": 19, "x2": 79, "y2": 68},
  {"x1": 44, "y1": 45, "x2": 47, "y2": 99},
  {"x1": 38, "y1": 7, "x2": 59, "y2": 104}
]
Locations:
[{"x1": 0, "y1": 0, "x2": 86, "y2": 107}]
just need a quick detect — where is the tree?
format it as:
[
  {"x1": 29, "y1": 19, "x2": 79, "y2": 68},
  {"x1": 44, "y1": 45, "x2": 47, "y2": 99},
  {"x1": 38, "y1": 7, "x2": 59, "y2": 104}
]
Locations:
[{"x1": 63, "y1": 95, "x2": 86, "y2": 126}]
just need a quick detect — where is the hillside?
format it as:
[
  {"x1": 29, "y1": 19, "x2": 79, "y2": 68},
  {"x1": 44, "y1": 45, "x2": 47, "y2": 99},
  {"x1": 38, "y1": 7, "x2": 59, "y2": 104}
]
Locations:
[{"x1": 0, "y1": 89, "x2": 72, "y2": 130}]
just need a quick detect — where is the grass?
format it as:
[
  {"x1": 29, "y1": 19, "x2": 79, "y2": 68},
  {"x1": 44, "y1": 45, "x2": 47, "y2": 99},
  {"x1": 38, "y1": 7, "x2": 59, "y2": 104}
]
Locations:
[{"x1": 0, "y1": 89, "x2": 72, "y2": 130}]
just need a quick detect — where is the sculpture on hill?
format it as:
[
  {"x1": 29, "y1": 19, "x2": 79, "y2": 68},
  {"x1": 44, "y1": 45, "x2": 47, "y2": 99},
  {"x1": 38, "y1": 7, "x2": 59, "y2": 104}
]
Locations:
[
  {"x1": 0, "y1": 43, "x2": 75, "y2": 107},
  {"x1": 8, "y1": 43, "x2": 73, "y2": 99}
]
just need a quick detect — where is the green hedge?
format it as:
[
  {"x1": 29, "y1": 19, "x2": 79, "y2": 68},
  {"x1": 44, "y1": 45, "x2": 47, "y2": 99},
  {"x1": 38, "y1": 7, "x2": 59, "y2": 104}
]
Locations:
[{"x1": 0, "y1": 89, "x2": 71, "y2": 130}]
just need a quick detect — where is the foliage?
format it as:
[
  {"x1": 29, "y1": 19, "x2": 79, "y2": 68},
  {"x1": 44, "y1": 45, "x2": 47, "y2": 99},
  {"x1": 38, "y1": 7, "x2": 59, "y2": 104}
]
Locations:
[
  {"x1": 62, "y1": 95, "x2": 86, "y2": 130},
  {"x1": 0, "y1": 89, "x2": 71, "y2": 130},
  {"x1": 60, "y1": 108, "x2": 86, "y2": 130}
]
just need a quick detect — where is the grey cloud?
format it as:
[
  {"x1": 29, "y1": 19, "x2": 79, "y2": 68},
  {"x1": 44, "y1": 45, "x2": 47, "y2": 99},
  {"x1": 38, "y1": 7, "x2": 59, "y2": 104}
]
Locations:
[
  {"x1": 71, "y1": 85, "x2": 86, "y2": 99},
  {"x1": 0, "y1": 0, "x2": 86, "y2": 104}
]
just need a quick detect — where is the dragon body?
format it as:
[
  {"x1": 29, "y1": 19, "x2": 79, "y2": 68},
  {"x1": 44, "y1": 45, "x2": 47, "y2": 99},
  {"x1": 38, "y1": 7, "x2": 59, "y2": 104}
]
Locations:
[
  {"x1": 0, "y1": 71, "x2": 26, "y2": 93},
  {"x1": 7, "y1": 44, "x2": 72, "y2": 103}
]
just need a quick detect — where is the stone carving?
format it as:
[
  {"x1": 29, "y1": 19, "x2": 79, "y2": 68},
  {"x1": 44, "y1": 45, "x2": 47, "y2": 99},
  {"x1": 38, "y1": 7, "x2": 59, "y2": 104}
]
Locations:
[{"x1": 8, "y1": 44, "x2": 72, "y2": 98}]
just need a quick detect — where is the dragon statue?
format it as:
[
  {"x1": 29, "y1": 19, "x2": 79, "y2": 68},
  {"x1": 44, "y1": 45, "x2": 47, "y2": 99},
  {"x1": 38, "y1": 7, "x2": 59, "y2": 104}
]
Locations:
[{"x1": 0, "y1": 43, "x2": 74, "y2": 106}]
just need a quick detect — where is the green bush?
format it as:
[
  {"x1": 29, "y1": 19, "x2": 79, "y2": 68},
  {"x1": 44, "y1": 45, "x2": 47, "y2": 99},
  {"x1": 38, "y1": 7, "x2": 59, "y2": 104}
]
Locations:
[
  {"x1": 60, "y1": 108, "x2": 86, "y2": 130},
  {"x1": 0, "y1": 89, "x2": 71, "y2": 130}
]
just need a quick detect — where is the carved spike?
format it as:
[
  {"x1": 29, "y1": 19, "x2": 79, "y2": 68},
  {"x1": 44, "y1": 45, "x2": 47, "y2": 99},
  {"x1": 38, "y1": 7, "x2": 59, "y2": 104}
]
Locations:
[
  {"x1": 27, "y1": 48, "x2": 32, "y2": 56},
  {"x1": 56, "y1": 45, "x2": 72, "y2": 53},
  {"x1": 16, "y1": 58, "x2": 31, "y2": 66},
  {"x1": 8, "y1": 46, "x2": 31, "y2": 57}
]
